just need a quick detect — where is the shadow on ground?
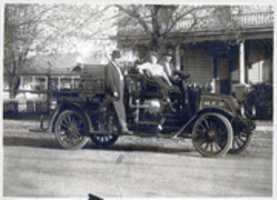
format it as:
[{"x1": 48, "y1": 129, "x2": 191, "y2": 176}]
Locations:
[
  {"x1": 4, "y1": 137, "x2": 59, "y2": 149},
  {"x1": 4, "y1": 136, "x2": 191, "y2": 154}
]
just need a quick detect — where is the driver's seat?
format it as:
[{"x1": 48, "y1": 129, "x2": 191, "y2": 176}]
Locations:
[{"x1": 139, "y1": 75, "x2": 164, "y2": 99}]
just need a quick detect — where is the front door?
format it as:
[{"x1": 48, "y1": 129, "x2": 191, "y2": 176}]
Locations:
[{"x1": 218, "y1": 56, "x2": 231, "y2": 94}]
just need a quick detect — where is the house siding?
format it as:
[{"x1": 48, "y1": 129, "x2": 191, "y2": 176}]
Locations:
[{"x1": 182, "y1": 48, "x2": 213, "y2": 86}]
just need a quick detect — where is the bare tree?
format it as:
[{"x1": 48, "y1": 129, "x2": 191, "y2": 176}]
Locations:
[
  {"x1": 4, "y1": 4, "x2": 109, "y2": 97},
  {"x1": 114, "y1": 5, "x2": 215, "y2": 52}
]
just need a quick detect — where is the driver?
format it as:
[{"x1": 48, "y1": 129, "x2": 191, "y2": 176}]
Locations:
[
  {"x1": 106, "y1": 50, "x2": 133, "y2": 135},
  {"x1": 137, "y1": 51, "x2": 173, "y2": 102},
  {"x1": 160, "y1": 50, "x2": 190, "y2": 82}
]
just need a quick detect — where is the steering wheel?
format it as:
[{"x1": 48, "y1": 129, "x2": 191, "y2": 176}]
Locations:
[{"x1": 174, "y1": 71, "x2": 190, "y2": 80}]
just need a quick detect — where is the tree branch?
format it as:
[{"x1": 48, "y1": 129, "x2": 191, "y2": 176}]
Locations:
[
  {"x1": 162, "y1": 6, "x2": 210, "y2": 36},
  {"x1": 115, "y1": 5, "x2": 151, "y2": 34}
]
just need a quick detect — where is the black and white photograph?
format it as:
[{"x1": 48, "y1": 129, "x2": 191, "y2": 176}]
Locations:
[{"x1": 1, "y1": 1, "x2": 275, "y2": 198}]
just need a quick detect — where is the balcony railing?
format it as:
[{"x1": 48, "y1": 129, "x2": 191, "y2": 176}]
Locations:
[
  {"x1": 231, "y1": 11, "x2": 273, "y2": 28},
  {"x1": 174, "y1": 11, "x2": 274, "y2": 32},
  {"x1": 118, "y1": 11, "x2": 274, "y2": 36}
]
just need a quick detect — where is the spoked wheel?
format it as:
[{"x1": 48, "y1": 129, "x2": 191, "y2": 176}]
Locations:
[
  {"x1": 91, "y1": 134, "x2": 119, "y2": 148},
  {"x1": 244, "y1": 92, "x2": 257, "y2": 119},
  {"x1": 54, "y1": 110, "x2": 90, "y2": 150},
  {"x1": 192, "y1": 113, "x2": 233, "y2": 158},
  {"x1": 90, "y1": 109, "x2": 119, "y2": 148},
  {"x1": 245, "y1": 104, "x2": 257, "y2": 119},
  {"x1": 229, "y1": 131, "x2": 252, "y2": 154}
]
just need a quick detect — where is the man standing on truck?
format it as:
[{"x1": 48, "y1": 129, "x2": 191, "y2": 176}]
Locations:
[{"x1": 106, "y1": 50, "x2": 133, "y2": 135}]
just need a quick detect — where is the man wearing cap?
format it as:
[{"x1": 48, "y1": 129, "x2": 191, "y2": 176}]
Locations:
[
  {"x1": 161, "y1": 50, "x2": 190, "y2": 82},
  {"x1": 106, "y1": 50, "x2": 133, "y2": 135}
]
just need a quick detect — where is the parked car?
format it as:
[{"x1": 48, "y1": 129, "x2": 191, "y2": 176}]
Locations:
[{"x1": 34, "y1": 63, "x2": 255, "y2": 157}]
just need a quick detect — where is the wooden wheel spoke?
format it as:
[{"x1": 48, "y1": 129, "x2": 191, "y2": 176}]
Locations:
[
  {"x1": 203, "y1": 142, "x2": 209, "y2": 150},
  {"x1": 214, "y1": 142, "x2": 221, "y2": 152},
  {"x1": 195, "y1": 137, "x2": 206, "y2": 147},
  {"x1": 239, "y1": 134, "x2": 247, "y2": 142},
  {"x1": 71, "y1": 116, "x2": 77, "y2": 126},
  {"x1": 196, "y1": 126, "x2": 205, "y2": 133},
  {"x1": 209, "y1": 142, "x2": 214, "y2": 152},
  {"x1": 240, "y1": 131, "x2": 248, "y2": 137},
  {"x1": 234, "y1": 136, "x2": 242, "y2": 146},
  {"x1": 209, "y1": 121, "x2": 215, "y2": 130},
  {"x1": 198, "y1": 123, "x2": 206, "y2": 131},
  {"x1": 60, "y1": 122, "x2": 68, "y2": 129},
  {"x1": 64, "y1": 115, "x2": 71, "y2": 124},
  {"x1": 61, "y1": 118, "x2": 70, "y2": 127},
  {"x1": 203, "y1": 119, "x2": 210, "y2": 129}
]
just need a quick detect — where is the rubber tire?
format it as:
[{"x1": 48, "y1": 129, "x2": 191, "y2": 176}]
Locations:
[
  {"x1": 192, "y1": 113, "x2": 234, "y2": 158},
  {"x1": 54, "y1": 110, "x2": 90, "y2": 150}
]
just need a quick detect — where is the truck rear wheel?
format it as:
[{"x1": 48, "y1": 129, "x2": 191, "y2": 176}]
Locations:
[
  {"x1": 192, "y1": 113, "x2": 233, "y2": 158},
  {"x1": 54, "y1": 110, "x2": 90, "y2": 150},
  {"x1": 91, "y1": 134, "x2": 118, "y2": 148},
  {"x1": 229, "y1": 131, "x2": 252, "y2": 154},
  {"x1": 90, "y1": 109, "x2": 119, "y2": 148}
]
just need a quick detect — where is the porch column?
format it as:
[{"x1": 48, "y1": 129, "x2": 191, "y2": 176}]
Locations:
[
  {"x1": 71, "y1": 77, "x2": 75, "y2": 88},
  {"x1": 239, "y1": 41, "x2": 246, "y2": 84},
  {"x1": 175, "y1": 44, "x2": 181, "y2": 70},
  {"x1": 19, "y1": 76, "x2": 24, "y2": 90},
  {"x1": 44, "y1": 76, "x2": 48, "y2": 91},
  {"x1": 211, "y1": 55, "x2": 218, "y2": 94},
  {"x1": 32, "y1": 76, "x2": 36, "y2": 90}
]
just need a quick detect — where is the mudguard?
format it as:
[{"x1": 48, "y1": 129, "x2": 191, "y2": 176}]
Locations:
[
  {"x1": 48, "y1": 101, "x2": 94, "y2": 134},
  {"x1": 196, "y1": 106, "x2": 236, "y2": 120},
  {"x1": 184, "y1": 106, "x2": 255, "y2": 135}
]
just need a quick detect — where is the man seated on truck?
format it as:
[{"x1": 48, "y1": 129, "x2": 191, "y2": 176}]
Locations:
[
  {"x1": 106, "y1": 50, "x2": 133, "y2": 135},
  {"x1": 160, "y1": 50, "x2": 190, "y2": 83},
  {"x1": 137, "y1": 51, "x2": 176, "y2": 102}
]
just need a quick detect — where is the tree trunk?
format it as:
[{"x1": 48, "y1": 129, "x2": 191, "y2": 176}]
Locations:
[
  {"x1": 9, "y1": 55, "x2": 20, "y2": 99},
  {"x1": 150, "y1": 6, "x2": 162, "y2": 52}
]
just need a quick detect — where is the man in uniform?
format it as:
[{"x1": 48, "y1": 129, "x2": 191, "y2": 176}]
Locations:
[{"x1": 106, "y1": 50, "x2": 133, "y2": 135}]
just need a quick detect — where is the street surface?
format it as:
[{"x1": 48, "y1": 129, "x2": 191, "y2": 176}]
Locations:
[{"x1": 3, "y1": 119, "x2": 273, "y2": 198}]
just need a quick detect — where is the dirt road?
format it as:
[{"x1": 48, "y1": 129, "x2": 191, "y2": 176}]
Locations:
[{"x1": 3, "y1": 120, "x2": 272, "y2": 198}]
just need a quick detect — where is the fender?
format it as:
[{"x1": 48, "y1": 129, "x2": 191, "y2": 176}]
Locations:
[
  {"x1": 196, "y1": 106, "x2": 236, "y2": 120},
  {"x1": 195, "y1": 106, "x2": 255, "y2": 134},
  {"x1": 48, "y1": 101, "x2": 94, "y2": 134},
  {"x1": 176, "y1": 106, "x2": 237, "y2": 137}
]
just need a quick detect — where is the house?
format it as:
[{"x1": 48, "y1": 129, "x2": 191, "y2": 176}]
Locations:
[{"x1": 116, "y1": 6, "x2": 273, "y2": 95}]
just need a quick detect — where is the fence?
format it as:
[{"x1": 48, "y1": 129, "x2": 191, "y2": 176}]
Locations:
[{"x1": 3, "y1": 73, "x2": 80, "y2": 116}]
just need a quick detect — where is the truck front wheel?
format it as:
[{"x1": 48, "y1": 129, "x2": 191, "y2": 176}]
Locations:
[{"x1": 192, "y1": 113, "x2": 233, "y2": 158}]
